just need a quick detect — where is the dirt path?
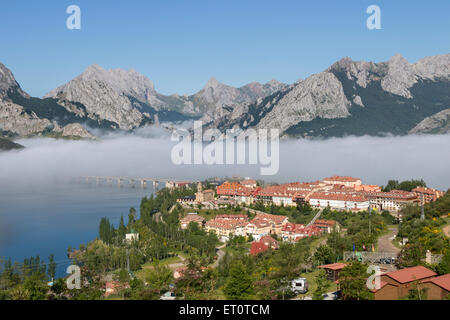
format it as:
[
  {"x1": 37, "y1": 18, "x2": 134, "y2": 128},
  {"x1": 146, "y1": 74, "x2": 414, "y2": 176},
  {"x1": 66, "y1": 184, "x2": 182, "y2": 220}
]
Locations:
[
  {"x1": 377, "y1": 227, "x2": 400, "y2": 253},
  {"x1": 443, "y1": 224, "x2": 450, "y2": 238},
  {"x1": 168, "y1": 254, "x2": 187, "y2": 270}
]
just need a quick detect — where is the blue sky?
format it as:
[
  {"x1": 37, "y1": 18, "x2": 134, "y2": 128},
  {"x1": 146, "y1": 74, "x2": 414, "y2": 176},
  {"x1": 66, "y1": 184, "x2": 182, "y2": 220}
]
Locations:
[{"x1": 1, "y1": 0, "x2": 449, "y2": 97}]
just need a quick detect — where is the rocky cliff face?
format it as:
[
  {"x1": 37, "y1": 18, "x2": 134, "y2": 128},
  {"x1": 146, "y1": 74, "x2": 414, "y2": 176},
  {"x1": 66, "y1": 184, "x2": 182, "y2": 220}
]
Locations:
[
  {"x1": 60, "y1": 123, "x2": 96, "y2": 139},
  {"x1": 45, "y1": 65, "x2": 152, "y2": 130},
  {"x1": 206, "y1": 53, "x2": 450, "y2": 137},
  {"x1": 0, "y1": 63, "x2": 53, "y2": 136},
  {"x1": 0, "y1": 63, "x2": 28, "y2": 99},
  {"x1": 409, "y1": 109, "x2": 450, "y2": 134},
  {"x1": 0, "y1": 100, "x2": 52, "y2": 136}
]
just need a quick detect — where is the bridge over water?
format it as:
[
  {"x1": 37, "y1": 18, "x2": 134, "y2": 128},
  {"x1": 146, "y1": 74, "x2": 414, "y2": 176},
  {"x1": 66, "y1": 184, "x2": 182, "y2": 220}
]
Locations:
[{"x1": 77, "y1": 176, "x2": 197, "y2": 189}]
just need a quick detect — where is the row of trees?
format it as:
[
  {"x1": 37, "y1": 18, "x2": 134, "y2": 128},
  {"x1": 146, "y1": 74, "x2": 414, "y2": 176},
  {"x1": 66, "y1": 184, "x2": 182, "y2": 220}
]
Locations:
[
  {"x1": 0, "y1": 254, "x2": 57, "y2": 300},
  {"x1": 382, "y1": 179, "x2": 427, "y2": 192}
]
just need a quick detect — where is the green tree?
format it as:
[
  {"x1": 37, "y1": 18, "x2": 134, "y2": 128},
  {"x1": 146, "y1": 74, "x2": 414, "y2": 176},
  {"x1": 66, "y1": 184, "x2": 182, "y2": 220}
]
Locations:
[
  {"x1": 339, "y1": 262, "x2": 373, "y2": 300},
  {"x1": 396, "y1": 242, "x2": 426, "y2": 268},
  {"x1": 98, "y1": 217, "x2": 114, "y2": 244},
  {"x1": 23, "y1": 272, "x2": 48, "y2": 300},
  {"x1": 436, "y1": 251, "x2": 450, "y2": 275},
  {"x1": 223, "y1": 261, "x2": 254, "y2": 300},
  {"x1": 48, "y1": 254, "x2": 56, "y2": 282},
  {"x1": 145, "y1": 261, "x2": 173, "y2": 295},
  {"x1": 403, "y1": 280, "x2": 428, "y2": 300},
  {"x1": 313, "y1": 269, "x2": 332, "y2": 300},
  {"x1": 128, "y1": 207, "x2": 137, "y2": 225},
  {"x1": 313, "y1": 245, "x2": 336, "y2": 266},
  {"x1": 118, "y1": 215, "x2": 127, "y2": 242},
  {"x1": 118, "y1": 268, "x2": 130, "y2": 284}
]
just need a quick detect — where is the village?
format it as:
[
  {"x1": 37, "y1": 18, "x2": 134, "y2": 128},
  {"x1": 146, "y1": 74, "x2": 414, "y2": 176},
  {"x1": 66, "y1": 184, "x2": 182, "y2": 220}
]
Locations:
[{"x1": 176, "y1": 176, "x2": 443, "y2": 246}]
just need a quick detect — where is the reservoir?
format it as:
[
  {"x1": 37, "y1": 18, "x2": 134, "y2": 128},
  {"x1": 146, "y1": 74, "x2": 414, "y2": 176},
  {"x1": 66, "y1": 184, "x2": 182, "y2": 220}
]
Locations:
[{"x1": 0, "y1": 180, "x2": 156, "y2": 276}]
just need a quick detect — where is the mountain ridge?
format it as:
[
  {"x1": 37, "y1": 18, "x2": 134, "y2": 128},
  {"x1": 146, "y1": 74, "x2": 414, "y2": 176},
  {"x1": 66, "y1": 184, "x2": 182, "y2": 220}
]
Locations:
[
  {"x1": 1, "y1": 53, "x2": 449, "y2": 139},
  {"x1": 204, "y1": 53, "x2": 450, "y2": 138}
]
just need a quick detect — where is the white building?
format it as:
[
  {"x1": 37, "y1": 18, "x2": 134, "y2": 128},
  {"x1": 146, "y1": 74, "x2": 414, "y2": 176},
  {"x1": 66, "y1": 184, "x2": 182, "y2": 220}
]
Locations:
[
  {"x1": 125, "y1": 233, "x2": 139, "y2": 243},
  {"x1": 309, "y1": 192, "x2": 370, "y2": 211}
]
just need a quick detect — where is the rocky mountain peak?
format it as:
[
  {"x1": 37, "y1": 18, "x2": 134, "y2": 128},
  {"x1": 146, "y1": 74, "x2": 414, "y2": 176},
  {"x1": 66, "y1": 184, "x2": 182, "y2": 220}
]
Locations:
[
  {"x1": 203, "y1": 77, "x2": 224, "y2": 90},
  {"x1": 0, "y1": 63, "x2": 23, "y2": 98},
  {"x1": 328, "y1": 56, "x2": 354, "y2": 71},
  {"x1": 389, "y1": 53, "x2": 408, "y2": 62}
]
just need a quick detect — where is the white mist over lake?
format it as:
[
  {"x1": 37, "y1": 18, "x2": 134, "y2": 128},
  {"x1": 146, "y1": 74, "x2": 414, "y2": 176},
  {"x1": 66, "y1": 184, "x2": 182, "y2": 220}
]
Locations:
[{"x1": 0, "y1": 132, "x2": 449, "y2": 190}]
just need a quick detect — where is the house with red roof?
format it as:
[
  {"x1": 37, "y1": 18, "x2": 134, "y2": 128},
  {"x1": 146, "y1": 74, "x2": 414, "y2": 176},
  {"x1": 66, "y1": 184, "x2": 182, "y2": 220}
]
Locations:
[
  {"x1": 240, "y1": 179, "x2": 257, "y2": 188},
  {"x1": 317, "y1": 263, "x2": 348, "y2": 282},
  {"x1": 412, "y1": 186, "x2": 445, "y2": 203},
  {"x1": 313, "y1": 219, "x2": 340, "y2": 233},
  {"x1": 422, "y1": 273, "x2": 450, "y2": 300},
  {"x1": 250, "y1": 236, "x2": 279, "y2": 255},
  {"x1": 281, "y1": 223, "x2": 305, "y2": 242},
  {"x1": 373, "y1": 266, "x2": 437, "y2": 300},
  {"x1": 323, "y1": 176, "x2": 362, "y2": 188},
  {"x1": 309, "y1": 192, "x2": 370, "y2": 211}
]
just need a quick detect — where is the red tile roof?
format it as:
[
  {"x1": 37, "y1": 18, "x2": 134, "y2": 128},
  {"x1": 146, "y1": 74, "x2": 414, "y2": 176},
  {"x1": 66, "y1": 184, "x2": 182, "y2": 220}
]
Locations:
[
  {"x1": 282, "y1": 222, "x2": 305, "y2": 233},
  {"x1": 364, "y1": 190, "x2": 418, "y2": 201},
  {"x1": 384, "y1": 266, "x2": 437, "y2": 284},
  {"x1": 323, "y1": 176, "x2": 361, "y2": 183},
  {"x1": 240, "y1": 179, "x2": 257, "y2": 186},
  {"x1": 205, "y1": 218, "x2": 247, "y2": 230},
  {"x1": 215, "y1": 214, "x2": 248, "y2": 220},
  {"x1": 314, "y1": 219, "x2": 337, "y2": 227},
  {"x1": 254, "y1": 212, "x2": 288, "y2": 224},
  {"x1": 317, "y1": 263, "x2": 347, "y2": 271},
  {"x1": 370, "y1": 280, "x2": 391, "y2": 293},
  {"x1": 422, "y1": 273, "x2": 450, "y2": 291},
  {"x1": 248, "y1": 217, "x2": 271, "y2": 229},
  {"x1": 412, "y1": 187, "x2": 441, "y2": 195},
  {"x1": 309, "y1": 192, "x2": 368, "y2": 202},
  {"x1": 259, "y1": 235, "x2": 279, "y2": 249},
  {"x1": 250, "y1": 241, "x2": 269, "y2": 255}
]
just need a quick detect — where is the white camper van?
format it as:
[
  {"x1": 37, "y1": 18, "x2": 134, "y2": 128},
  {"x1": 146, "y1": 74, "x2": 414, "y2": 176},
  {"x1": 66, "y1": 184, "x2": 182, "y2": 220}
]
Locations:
[{"x1": 291, "y1": 278, "x2": 309, "y2": 294}]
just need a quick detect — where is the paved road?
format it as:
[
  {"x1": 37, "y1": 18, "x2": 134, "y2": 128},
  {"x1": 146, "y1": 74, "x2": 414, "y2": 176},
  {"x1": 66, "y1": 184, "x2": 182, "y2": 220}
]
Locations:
[
  {"x1": 377, "y1": 227, "x2": 400, "y2": 253},
  {"x1": 212, "y1": 244, "x2": 226, "y2": 268},
  {"x1": 307, "y1": 208, "x2": 324, "y2": 227}
]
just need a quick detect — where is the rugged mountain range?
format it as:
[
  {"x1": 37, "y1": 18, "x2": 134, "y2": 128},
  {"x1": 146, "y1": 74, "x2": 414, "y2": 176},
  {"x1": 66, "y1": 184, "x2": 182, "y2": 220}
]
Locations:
[
  {"x1": 44, "y1": 65, "x2": 287, "y2": 125},
  {"x1": 1, "y1": 53, "x2": 449, "y2": 140},
  {"x1": 203, "y1": 53, "x2": 450, "y2": 137},
  {"x1": 0, "y1": 63, "x2": 285, "y2": 138}
]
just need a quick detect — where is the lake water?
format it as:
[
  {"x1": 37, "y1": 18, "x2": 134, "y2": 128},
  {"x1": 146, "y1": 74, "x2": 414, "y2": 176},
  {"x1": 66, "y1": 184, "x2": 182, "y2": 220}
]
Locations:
[{"x1": 0, "y1": 180, "x2": 156, "y2": 276}]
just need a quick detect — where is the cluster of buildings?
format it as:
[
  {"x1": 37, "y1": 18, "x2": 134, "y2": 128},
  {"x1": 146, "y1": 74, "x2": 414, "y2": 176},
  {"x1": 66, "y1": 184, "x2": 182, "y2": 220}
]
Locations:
[
  {"x1": 213, "y1": 176, "x2": 444, "y2": 213},
  {"x1": 318, "y1": 263, "x2": 450, "y2": 300},
  {"x1": 181, "y1": 209, "x2": 338, "y2": 244}
]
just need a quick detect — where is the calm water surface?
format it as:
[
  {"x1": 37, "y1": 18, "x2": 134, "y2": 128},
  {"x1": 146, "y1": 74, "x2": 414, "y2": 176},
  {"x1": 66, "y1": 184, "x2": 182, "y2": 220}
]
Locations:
[{"x1": 0, "y1": 181, "x2": 156, "y2": 275}]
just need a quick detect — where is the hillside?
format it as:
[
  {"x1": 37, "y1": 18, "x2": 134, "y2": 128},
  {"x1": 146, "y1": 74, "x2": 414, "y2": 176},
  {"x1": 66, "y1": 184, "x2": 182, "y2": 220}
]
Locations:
[
  {"x1": 0, "y1": 137, "x2": 24, "y2": 151},
  {"x1": 204, "y1": 54, "x2": 450, "y2": 138}
]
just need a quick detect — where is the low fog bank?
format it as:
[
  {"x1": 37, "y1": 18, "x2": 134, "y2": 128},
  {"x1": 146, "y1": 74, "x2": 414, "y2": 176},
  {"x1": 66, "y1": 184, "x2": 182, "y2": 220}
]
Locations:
[{"x1": 0, "y1": 133, "x2": 449, "y2": 190}]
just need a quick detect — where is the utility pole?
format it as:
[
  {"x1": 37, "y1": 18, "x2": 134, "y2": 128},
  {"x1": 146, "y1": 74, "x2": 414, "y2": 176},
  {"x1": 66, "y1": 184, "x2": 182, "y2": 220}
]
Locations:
[
  {"x1": 369, "y1": 204, "x2": 372, "y2": 237},
  {"x1": 126, "y1": 248, "x2": 130, "y2": 274},
  {"x1": 420, "y1": 193, "x2": 425, "y2": 220}
]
